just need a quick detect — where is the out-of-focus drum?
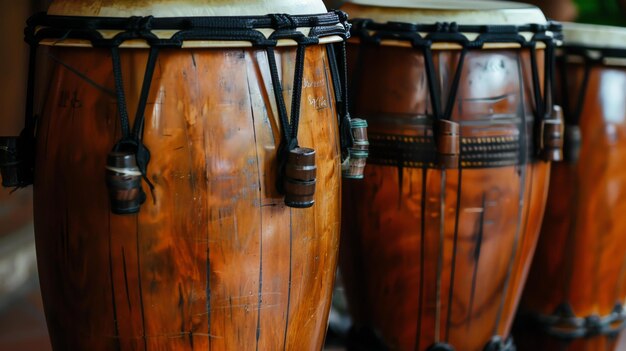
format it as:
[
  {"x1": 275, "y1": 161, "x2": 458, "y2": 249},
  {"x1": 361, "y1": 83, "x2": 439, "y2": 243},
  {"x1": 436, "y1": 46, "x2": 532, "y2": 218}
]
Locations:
[
  {"x1": 0, "y1": 0, "x2": 35, "y2": 238},
  {"x1": 515, "y1": 23, "x2": 626, "y2": 351},
  {"x1": 6, "y1": 0, "x2": 351, "y2": 350},
  {"x1": 339, "y1": 1, "x2": 562, "y2": 350}
]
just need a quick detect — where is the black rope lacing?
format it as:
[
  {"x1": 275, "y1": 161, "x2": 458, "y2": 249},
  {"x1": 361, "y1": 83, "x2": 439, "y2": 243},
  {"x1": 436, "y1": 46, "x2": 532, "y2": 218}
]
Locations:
[
  {"x1": 266, "y1": 42, "x2": 308, "y2": 193},
  {"x1": 20, "y1": 11, "x2": 351, "y2": 199},
  {"x1": 558, "y1": 44, "x2": 626, "y2": 127},
  {"x1": 27, "y1": 11, "x2": 349, "y2": 48},
  {"x1": 327, "y1": 39, "x2": 356, "y2": 160},
  {"x1": 109, "y1": 45, "x2": 160, "y2": 202},
  {"x1": 349, "y1": 19, "x2": 562, "y2": 160},
  {"x1": 555, "y1": 44, "x2": 626, "y2": 162},
  {"x1": 518, "y1": 302, "x2": 626, "y2": 340},
  {"x1": 558, "y1": 56, "x2": 592, "y2": 127}
]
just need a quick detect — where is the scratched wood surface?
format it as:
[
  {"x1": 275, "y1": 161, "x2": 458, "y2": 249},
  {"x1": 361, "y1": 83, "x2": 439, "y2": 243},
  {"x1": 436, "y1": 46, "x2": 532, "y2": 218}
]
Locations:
[
  {"x1": 516, "y1": 62, "x2": 626, "y2": 351},
  {"x1": 340, "y1": 44, "x2": 551, "y2": 351},
  {"x1": 32, "y1": 45, "x2": 341, "y2": 350}
]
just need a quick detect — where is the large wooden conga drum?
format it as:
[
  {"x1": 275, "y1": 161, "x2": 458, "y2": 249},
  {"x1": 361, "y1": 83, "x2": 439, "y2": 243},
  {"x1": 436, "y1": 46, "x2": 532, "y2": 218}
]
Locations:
[
  {"x1": 4, "y1": 1, "x2": 351, "y2": 350},
  {"x1": 515, "y1": 23, "x2": 626, "y2": 351},
  {"x1": 339, "y1": 1, "x2": 562, "y2": 350}
]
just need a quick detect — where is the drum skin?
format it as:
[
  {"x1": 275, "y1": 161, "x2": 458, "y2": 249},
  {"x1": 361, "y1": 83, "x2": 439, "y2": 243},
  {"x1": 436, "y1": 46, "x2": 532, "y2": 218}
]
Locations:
[
  {"x1": 33, "y1": 45, "x2": 341, "y2": 350},
  {"x1": 516, "y1": 62, "x2": 626, "y2": 351},
  {"x1": 340, "y1": 44, "x2": 551, "y2": 350}
]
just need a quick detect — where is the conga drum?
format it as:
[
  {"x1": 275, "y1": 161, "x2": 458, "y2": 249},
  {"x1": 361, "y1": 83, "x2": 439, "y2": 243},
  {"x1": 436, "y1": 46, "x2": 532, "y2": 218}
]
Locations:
[
  {"x1": 0, "y1": 0, "x2": 35, "y2": 238},
  {"x1": 2, "y1": 1, "x2": 351, "y2": 349},
  {"x1": 515, "y1": 23, "x2": 626, "y2": 351},
  {"x1": 339, "y1": 1, "x2": 562, "y2": 350}
]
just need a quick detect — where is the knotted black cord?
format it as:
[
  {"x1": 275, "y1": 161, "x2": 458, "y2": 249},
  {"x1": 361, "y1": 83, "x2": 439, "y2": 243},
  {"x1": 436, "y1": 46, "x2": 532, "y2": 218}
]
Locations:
[
  {"x1": 418, "y1": 40, "x2": 467, "y2": 164},
  {"x1": 529, "y1": 45, "x2": 545, "y2": 123},
  {"x1": 444, "y1": 49, "x2": 468, "y2": 121},
  {"x1": 266, "y1": 41, "x2": 309, "y2": 194},
  {"x1": 325, "y1": 38, "x2": 355, "y2": 160},
  {"x1": 133, "y1": 46, "x2": 160, "y2": 141},
  {"x1": 559, "y1": 43, "x2": 626, "y2": 127},
  {"x1": 353, "y1": 19, "x2": 561, "y2": 118},
  {"x1": 558, "y1": 55, "x2": 588, "y2": 126},
  {"x1": 289, "y1": 44, "x2": 307, "y2": 142},
  {"x1": 572, "y1": 60, "x2": 592, "y2": 126},
  {"x1": 528, "y1": 44, "x2": 549, "y2": 157},
  {"x1": 558, "y1": 56, "x2": 572, "y2": 122},
  {"x1": 110, "y1": 47, "x2": 131, "y2": 138},
  {"x1": 326, "y1": 44, "x2": 343, "y2": 112},
  {"x1": 20, "y1": 11, "x2": 350, "y2": 198},
  {"x1": 422, "y1": 46, "x2": 443, "y2": 122},
  {"x1": 351, "y1": 19, "x2": 562, "y2": 143},
  {"x1": 416, "y1": 42, "x2": 467, "y2": 159},
  {"x1": 33, "y1": 12, "x2": 344, "y2": 32},
  {"x1": 266, "y1": 47, "x2": 293, "y2": 139},
  {"x1": 110, "y1": 45, "x2": 160, "y2": 202},
  {"x1": 544, "y1": 41, "x2": 556, "y2": 114},
  {"x1": 339, "y1": 41, "x2": 355, "y2": 151}
]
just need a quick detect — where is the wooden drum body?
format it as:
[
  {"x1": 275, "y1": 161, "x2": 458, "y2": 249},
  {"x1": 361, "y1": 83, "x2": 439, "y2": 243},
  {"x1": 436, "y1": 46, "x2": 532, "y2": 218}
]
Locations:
[
  {"x1": 21, "y1": 1, "x2": 350, "y2": 350},
  {"x1": 516, "y1": 23, "x2": 626, "y2": 351},
  {"x1": 339, "y1": 1, "x2": 561, "y2": 350}
]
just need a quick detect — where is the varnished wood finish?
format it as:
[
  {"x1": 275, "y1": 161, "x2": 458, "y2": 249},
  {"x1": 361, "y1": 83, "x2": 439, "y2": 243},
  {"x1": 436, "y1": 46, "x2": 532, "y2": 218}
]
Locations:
[
  {"x1": 33, "y1": 45, "x2": 341, "y2": 350},
  {"x1": 516, "y1": 61, "x2": 626, "y2": 351},
  {"x1": 340, "y1": 44, "x2": 551, "y2": 350},
  {"x1": 284, "y1": 148, "x2": 317, "y2": 208},
  {"x1": 343, "y1": 119, "x2": 368, "y2": 179}
]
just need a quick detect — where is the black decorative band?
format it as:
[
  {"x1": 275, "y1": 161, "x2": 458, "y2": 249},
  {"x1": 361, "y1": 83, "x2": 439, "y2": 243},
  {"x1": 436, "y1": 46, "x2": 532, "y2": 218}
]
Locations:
[
  {"x1": 26, "y1": 11, "x2": 350, "y2": 48},
  {"x1": 347, "y1": 326, "x2": 516, "y2": 351},
  {"x1": 350, "y1": 19, "x2": 562, "y2": 49},
  {"x1": 562, "y1": 45, "x2": 626, "y2": 62},
  {"x1": 518, "y1": 303, "x2": 626, "y2": 339},
  {"x1": 368, "y1": 133, "x2": 522, "y2": 169}
]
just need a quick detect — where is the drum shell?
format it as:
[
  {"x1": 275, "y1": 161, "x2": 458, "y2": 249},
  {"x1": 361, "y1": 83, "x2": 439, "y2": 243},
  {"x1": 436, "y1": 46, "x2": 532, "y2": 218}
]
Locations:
[
  {"x1": 340, "y1": 43, "x2": 551, "y2": 350},
  {"x1": 516, "y1": 60, "x2": 626, "y2": 350},
  {"x1": 33, "y1": 45, "x2": 341, "y2": 350}
]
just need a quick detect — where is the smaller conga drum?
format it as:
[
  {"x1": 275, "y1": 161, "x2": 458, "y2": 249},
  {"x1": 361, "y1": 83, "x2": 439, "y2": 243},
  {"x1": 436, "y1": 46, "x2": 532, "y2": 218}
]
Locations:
[
  {"x1": 515, "y1": 23, "x2": 626, "y2": 351},
  {"x1": 0, "y1": 0, "x2": 36, "y2": 238},
  {"x1": 339, "y1": 1, "x2": 562, "y2": 350},
  {"x1": 2, "y1": 1, "x2": 353, "y2": 350}
]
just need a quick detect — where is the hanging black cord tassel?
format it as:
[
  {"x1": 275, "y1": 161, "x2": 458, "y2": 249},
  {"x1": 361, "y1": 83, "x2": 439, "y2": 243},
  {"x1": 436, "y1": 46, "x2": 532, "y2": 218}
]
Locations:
[
  {"x1": 531, "y1": 44, "x2": 564, "y2": 162},
  {"x1": 266, "y1": 45, "x2": 295, "y2": 194},
  {"x1": 562, "y1": 57, "x2": 591, "y2": 163},
  {"x1": 337, "y1": 41, "x2": 369, "y2": 179},
  {"x1": 422, "y1": 44, "x2": 462, "y2": 169},
  {"x1": 132, "y1": 46, "x2": 159, "y2": 199},
  {"x1": 106, "y1": 45, "x2": 160, "y2": 214},
  {"x1": 266, "y1": 42, "x2": 317, "y2": 208},
  {"x1": 338, "y1": 42, "x2": 353, "y2": 151}
]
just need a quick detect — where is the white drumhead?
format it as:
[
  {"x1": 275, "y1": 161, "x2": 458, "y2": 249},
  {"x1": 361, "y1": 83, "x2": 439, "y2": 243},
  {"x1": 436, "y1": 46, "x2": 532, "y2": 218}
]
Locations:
[
  {"x1": 41, "y1": 0, "x2": 344, "y2": 48},
  {"x1": 48, "y1": 0, "x2": 328, "y2": 17},
  {"x1": 341, "y1": 0, "x2": 547, "y2": 25},
  {"x1": 562, "y1": 22, "x2": 626, "y2": 50}
]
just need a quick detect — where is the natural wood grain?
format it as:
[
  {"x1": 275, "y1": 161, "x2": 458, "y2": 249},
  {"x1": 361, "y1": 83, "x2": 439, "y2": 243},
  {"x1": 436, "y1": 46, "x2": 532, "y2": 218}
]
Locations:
[
  {"x1": 516, "y1": 62, "x2": 626, "y2": 351},
  {"x1": 340, "y1": 44, "x2": 551, "y2": 351},
  {"x1": 33, "y1": 44, "x2": 341, "y2": 350}
]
